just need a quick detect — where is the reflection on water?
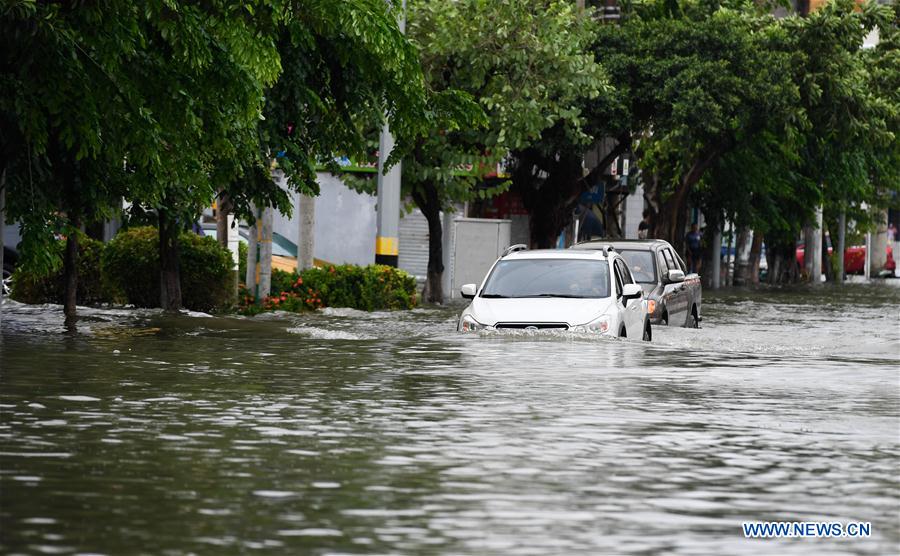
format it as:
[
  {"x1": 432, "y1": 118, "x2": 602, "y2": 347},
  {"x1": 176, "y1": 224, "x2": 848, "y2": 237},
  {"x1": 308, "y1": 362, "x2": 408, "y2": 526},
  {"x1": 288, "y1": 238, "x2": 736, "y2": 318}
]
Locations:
[{"x1": 1, "y1": 285, "x2": 898, "y2": 555}]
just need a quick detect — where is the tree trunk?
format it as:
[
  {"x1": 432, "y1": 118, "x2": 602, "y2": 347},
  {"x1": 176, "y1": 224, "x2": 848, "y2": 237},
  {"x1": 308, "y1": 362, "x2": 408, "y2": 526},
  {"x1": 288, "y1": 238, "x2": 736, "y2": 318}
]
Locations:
[
  {"x1": 62, "y1": 164, "x2": 81, "y2": 324},
  {"x1": 412, "y1": 182, "x2": 444, "y2": 304},
  {"x1": 822, "y1": 223, "x2": 833, "y2": 283},
  {"x1": 869, "y1": 209, "x2": 888, "y2": 276},
  {"x1": 747, "y1": 230, "x2": 763, "y2": 285},
  {"x1": 803, "y1": 206, "x2": 823, "y2": 284},
  {"x1": 710, "y1": 226, "x2": 722, "y2": 289},
  {"x1": 733, "y1": 226, "x2": 751, "y2": 286},
  {"x1": 836, "y1": 211, "x2": 845, "y2": 284},
  {"x1": 652, "y1": 173, "x2": 694, "y2": 250},
  {"x1": 767, "y1": 241, "x2": 799, "y2": 284},
  {"x1": 512, "y1": 142, "x2": 626, "y2": 249},
  {"x1": 216, "y1": 192, "x2": 232, "y2": 251},
  {"x1": 650, "y1": 143, "x2": 728, "y2": 247},
  {"x1": 63, "y1": 220, "x2": 79, "y2": 323},
  {"x1": 158, "y1": 208, "x2": 183, "y2": 312}
]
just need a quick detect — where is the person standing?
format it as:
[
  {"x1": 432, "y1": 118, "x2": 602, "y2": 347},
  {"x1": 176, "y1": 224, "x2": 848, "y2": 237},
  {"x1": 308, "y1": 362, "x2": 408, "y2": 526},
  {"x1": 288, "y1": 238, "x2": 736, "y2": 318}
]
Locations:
[
  {"x1": 637, "y1": 210, "x2": 651, "y2": 240},
  {"x1": 685, "y1": 223, "x2": 703, "y2": 274}
]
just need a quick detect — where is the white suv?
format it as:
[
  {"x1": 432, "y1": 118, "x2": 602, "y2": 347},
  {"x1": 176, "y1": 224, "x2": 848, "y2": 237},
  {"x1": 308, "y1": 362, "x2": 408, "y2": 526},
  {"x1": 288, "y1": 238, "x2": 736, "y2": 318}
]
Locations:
[{"x1": 457, "y1": 246, "x2": 651, "y2": 340}]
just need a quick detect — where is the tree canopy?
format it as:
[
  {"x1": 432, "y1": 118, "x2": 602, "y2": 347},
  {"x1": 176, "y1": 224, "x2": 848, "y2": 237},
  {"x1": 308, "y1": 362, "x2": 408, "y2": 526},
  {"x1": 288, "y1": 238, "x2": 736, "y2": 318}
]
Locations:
[{"x1": 1, "y1": 0, "x2": 428, "y2": 314}]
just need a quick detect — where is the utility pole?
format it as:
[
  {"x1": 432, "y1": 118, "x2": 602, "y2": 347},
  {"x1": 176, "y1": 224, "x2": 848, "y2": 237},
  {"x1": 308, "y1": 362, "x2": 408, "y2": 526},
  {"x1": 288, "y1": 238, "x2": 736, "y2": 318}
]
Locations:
[{"x1": 375, "y1": 0, "x2": 405, "y2": 267}]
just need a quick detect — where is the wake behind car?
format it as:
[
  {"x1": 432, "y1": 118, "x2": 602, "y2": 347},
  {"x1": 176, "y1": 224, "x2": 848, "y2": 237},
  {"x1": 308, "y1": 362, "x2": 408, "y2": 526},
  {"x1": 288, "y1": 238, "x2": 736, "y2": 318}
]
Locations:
[
  {"x1": 457, "y1": 246, "x2": 651, "y2": 340},
  {"x1": 571, "y1": 239, "x2": 702, "y2": 328}
]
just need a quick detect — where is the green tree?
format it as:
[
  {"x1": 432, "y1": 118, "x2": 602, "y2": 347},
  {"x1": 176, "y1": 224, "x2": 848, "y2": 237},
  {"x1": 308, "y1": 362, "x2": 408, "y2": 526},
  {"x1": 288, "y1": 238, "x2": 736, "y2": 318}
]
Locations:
[
  {"x1": 221, "y1": 0, "x2": 428, "y2": 221},
  {"x1": 1, "y1": 1, "x2": 282, "y2": 318},
  {"x1": 2, "y1": 0, "x2": 428, "y2": 317},
  {"x1": 405, "y1": 0, "x2": 608, "y2": 299},
  {"x1": 593, "y1": 0, "x2": 802, "y2": 253},
  {"x1": 700, "y1": 0, "x2": 897, "y2": 283}
]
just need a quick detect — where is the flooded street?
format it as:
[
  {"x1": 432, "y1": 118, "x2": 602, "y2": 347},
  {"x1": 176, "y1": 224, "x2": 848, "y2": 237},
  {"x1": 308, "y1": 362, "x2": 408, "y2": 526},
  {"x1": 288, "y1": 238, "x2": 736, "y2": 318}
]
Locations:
[{"x1": 1, "y1": 285, "x2": 898, "y2": 555}]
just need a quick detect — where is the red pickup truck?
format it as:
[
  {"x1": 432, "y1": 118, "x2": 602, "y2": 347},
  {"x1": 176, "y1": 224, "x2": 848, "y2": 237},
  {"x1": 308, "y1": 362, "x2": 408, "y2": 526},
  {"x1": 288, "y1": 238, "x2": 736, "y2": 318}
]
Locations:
[{"x1": 795, "y1": 243, "x2": 896, "y2": 275}]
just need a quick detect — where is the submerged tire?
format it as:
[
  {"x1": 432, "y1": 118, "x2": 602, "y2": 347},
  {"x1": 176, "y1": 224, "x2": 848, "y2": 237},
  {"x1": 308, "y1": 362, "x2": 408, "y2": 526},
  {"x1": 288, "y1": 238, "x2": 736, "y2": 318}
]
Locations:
[
  {"x1": 619, "y1": 326, "x2": 627, "y2": 338},
  {"x1": 688, "y1": 306, "x2": 699, "y2": 328},
  {"x1": 643, "y1": 323, "x2": 652, "y2": 342}
]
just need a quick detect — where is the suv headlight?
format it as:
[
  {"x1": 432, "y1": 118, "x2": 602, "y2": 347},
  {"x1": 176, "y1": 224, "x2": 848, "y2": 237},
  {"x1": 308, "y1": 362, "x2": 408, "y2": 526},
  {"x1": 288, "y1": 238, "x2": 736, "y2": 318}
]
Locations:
[
  {"x1": 573, "y1": 315, "x2": 610, "y2": 334},
  {"x1": 459, "y1": 314, "x2": 484, "y2": 332}
]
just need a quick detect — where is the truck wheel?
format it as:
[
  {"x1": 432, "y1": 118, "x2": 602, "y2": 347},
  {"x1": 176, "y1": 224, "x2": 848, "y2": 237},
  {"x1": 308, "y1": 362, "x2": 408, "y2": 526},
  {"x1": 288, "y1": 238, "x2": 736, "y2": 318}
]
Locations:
[
  {"x1": 642, "y1": 323, "x2": 652, "y2": 342},
  {"x1": 619, "y1": 326, "x2": 627, "y2": 338}
]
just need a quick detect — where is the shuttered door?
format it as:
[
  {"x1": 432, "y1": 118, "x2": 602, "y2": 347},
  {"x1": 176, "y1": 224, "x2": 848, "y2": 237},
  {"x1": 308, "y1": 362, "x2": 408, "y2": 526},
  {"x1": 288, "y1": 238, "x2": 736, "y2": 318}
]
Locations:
[{"x1": 398, "y1": 208, "x2": 432, "y2": 280}]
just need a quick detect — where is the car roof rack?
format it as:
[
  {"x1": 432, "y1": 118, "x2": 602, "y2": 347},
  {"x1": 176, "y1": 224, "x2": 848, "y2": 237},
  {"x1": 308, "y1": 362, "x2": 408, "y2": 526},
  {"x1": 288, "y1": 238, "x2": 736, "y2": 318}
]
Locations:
[{"x1": 502, "y1": 244, "x2": 528, "y2": 257}]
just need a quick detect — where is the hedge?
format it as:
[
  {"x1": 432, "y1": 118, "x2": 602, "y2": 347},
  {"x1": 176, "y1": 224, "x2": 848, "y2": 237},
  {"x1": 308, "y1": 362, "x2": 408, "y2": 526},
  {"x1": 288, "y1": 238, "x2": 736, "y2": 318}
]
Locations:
[
  {"x1": 102, "y1": 227, "x2": 234, "y2": 312},
  {"x1": 11, "y1": 227, "x2": 234, "y2": 312},
  {"x1": 10, "y1": 233, "x2": 106, "y2": 305},
  {"x1": 239, "y1": 264, "x2": 417, "y2": 314}
]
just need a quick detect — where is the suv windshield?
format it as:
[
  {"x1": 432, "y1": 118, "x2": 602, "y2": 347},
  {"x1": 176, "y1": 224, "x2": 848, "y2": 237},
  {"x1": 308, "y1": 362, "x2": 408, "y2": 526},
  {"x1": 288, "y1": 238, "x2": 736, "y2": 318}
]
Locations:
[
  {"x1": 480, "y1": 259, "x2": 610, "y2": 299},
  {"x1": 618, "y1": 250, "x2": 657, "y2": 283}
]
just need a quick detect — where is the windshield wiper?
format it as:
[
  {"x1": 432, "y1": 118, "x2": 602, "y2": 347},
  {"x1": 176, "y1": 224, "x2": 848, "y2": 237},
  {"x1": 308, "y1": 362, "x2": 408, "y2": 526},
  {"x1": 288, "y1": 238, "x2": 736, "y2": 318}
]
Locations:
[{"x1": 479, "y1": 293, "x2": 510, "y2": 298}]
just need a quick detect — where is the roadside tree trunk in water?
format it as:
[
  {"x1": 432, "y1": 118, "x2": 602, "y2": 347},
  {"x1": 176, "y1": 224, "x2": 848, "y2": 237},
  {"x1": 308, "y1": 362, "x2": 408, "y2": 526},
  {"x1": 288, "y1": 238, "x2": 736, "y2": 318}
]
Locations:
[
  {"x1": 699, "y1": 213, "x2": 721, "y2": 288},
  {"x1": 63, "y1": 217, "x2": 80, "y2": 323},
  {"x1": 216, "y1": 192, "x2": 232, "y2": 251},
  {"x1": 158, "y1": 208, "x2": 183, "y2": 311},
  {"x1": 767, "y1": 241, "x2": 799, "y2": 284},
  {"x1": 747, "y1": 231, "x2": 763, "y2": 285},
  {"x1": 822, "y1": 225, "x2": 834, "y2": 282},
  {"x1": 412, "y1": 182, "x2": 444, "y2": 304},
  {"x1": 61, "y1": 165, "x2": 81, "y2": 324},
  {"x1": 733, "y1": 226, "x2": 751, "y2": 286}
]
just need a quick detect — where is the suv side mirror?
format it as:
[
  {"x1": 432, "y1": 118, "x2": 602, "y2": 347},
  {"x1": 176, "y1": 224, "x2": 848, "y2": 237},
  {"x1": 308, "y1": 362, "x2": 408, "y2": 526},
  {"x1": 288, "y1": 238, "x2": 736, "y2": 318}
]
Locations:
[
  {"x1": 622, "y1": 283, "x2": 642, "y2": 304},
  {"x1": 667, "y1": 269, "x2": 685, "y2": 283},
  {"x1": 460, "y1": 284, "x2": 478, "y2": 299}
]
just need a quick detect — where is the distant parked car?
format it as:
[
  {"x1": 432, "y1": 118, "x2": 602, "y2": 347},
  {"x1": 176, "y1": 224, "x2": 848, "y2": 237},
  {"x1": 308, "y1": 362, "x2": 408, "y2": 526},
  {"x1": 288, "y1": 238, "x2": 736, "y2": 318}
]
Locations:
[
  {"x1": 571, "y1": 239, "x2": 702, "y2": 328},
  {"x1": 457, "y1": 246, "x2": 651, "y2": 340},
  {"x1": 795, "y1": 243, "x2": 895, "y2": 275}
]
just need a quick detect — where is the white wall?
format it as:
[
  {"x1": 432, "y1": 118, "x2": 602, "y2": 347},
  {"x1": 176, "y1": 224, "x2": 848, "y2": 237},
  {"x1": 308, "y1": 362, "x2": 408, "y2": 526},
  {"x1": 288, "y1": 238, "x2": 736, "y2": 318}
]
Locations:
[{"x1": 272, "y1": 172, "x2": 376, "y2": 266}]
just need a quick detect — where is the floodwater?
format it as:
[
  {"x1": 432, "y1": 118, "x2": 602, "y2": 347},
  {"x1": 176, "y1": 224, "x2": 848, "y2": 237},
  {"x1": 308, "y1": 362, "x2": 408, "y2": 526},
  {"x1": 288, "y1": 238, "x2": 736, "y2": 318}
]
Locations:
[{"x1": 0, "y1": 284, "x2": 898, "y2": 555}]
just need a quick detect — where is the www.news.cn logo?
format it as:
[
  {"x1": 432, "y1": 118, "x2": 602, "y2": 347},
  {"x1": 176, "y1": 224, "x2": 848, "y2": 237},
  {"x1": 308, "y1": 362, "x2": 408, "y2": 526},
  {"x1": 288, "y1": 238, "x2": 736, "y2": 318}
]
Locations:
[{"x1": 743, "y1": 521, "x2": 871, "y2": 538}]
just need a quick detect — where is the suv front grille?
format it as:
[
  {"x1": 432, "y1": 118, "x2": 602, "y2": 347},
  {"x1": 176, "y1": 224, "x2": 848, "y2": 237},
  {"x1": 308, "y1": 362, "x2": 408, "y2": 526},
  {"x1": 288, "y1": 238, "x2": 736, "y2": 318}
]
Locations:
[{"x1": 494, "y1": 323, "x2": 569, "y2": 330}]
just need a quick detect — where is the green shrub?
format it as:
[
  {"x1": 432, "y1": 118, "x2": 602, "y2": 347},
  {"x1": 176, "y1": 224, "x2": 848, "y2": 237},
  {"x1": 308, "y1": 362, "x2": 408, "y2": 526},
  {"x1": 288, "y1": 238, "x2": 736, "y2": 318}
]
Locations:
[
  {"x1": 239, "y1": 264, "x2": 417, "y2": 314},
  {"x1": 10, "y1": 234, "x2": 106, "y2": 305},
  {"x1": 102, "y1": 226, "x2": 234, "y2": 312}
]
